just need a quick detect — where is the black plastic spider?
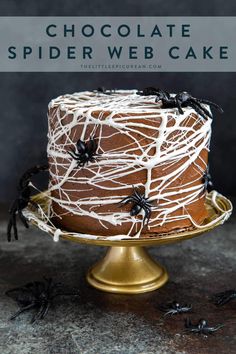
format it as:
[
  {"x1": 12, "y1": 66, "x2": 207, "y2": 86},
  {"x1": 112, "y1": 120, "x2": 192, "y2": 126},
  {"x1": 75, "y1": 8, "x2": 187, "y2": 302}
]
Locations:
[
  {"x1": 184, "y1": 318, "x2": 224, "y2": 335},
  {"x1": 202, "y1": 165, "x2": 214, "y2": 193},
  {"x1": 7, "y1": 164, "x2": 48, "y2": 242},
  {"x1": 68, "y1": 138, "x2": 98, "y2": 167},
  {"x1": 212, "y1": 289, "x2": 236, "y2": 306},
  {"x1": 157, "y1": 90, "x2": 224, "y2": 119},
  {"x1": 6, "y1": 278, "x2": 79, "y2": 324},
  {"x1": 119, "y1": 188, "x2": 153, "y2": 225},
  {"x1": 137, "y1": 87, "x2": 223, "y2": 119},
  {"x1": 159, "y1": 301, "x2": 192, "y2": 317}
]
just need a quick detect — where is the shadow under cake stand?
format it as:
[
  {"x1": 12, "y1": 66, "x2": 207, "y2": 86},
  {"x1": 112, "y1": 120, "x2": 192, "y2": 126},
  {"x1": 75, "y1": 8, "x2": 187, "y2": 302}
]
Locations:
[{"x1": 23, "y1": 191, "x2": 232, "y2": 295}]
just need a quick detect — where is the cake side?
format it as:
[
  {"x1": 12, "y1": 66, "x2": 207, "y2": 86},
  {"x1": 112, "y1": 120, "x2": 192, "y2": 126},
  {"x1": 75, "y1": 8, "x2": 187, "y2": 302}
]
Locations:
[{"x1": 47, "y1": 90, "x2": 211, "y2": 238}]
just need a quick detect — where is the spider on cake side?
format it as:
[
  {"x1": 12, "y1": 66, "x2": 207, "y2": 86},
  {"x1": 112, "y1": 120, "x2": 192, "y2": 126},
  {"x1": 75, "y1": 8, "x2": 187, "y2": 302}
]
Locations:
[
  {"x1": 119, "y1": 188, "x2": 153, "y2": 225},
  {"x1": 7, "y1": 164, "x2": 48, "y2": 241},
  {"x1": 68, "y1": 137, "x2": 98, "y2": 167}
]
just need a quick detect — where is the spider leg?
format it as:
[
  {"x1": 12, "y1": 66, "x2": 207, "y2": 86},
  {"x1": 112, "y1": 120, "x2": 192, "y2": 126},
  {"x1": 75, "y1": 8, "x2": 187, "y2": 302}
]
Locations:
[
  {"x1": 224, "y1": 292, "x2": 236, "y2": 302},
  {"x1": 198, "y1": 99, "x2": 224, "y2": 113},
  {"x1": 10, "y1": 303, "x2": 36, "y2": 320},
  {"x1": 88, "y1": 139, "x2": 98, "y2": 154},
  {"x1": 189, "y1": 101, "x2": 211, "y2": 119},
  {"x1": 68, "y1": 150, "x2": 80, "y2": 159},
  {"x1": 144, "y1": 200, "x2": 153, "y2": 208},
  {"x1": 175, "y1": 98, "x2": 184, "y2": 114},
  {"x1": 155, "y1": 89, "x2": 170, "y2": 102},
  {"x1": 216, "y1": 290, "x2": 236, "y2": 298},
  {"x1": 143, "y1": 206, "x2": 151, "y2": 225},
  {"x1": 18, "y1": 165, "x2": 48, "y2": 190},
  {"x1": 8, "y1": 199, "x2": 18, "y2": 214},
  {"x1": 163, "y1": 310, "x2": 176, "y2": 317},
  {"x1": 8, "y1": 213, "x2": 18, "y2": 241},
  {"x1": 119, "y1": 196, "x2": 132, "y2": 205},
  {"x1": 190, "y1": 99, "x2": 213, "y2": 119},
  {"x1": 215, "y1": 296, "x2": 229, "y2": 306},
  {"x1": 7, "y1": 200, "x2": 19, "y2": 241},
  {"x1": 41, "y1": 278, "x2": 51, "y2": 297},
  {"x1": 12, "y1": 214, "x2": 18, "y2": 240},
  {"x1": 183, "y1": 325, "x2": 200, "y2": 333},
  {"x1": 40, "y1": 302, "x2": 50, "y2": 319},
  {"x1": 89, "y1": 156, "x2": 97, "y2": 163},
  {"x1": 7, "y1": 218, "x2": 13, "y2": 242},
  {"x1": 18, "y1": 208, "x2": 29, "y2": 229},
  {"x1": 31, "y1": 303, "x2": 46, "y2": 324},
  {"x1": 206, "y1": 324, "x2": 224, "y2": 332},
  {"x1": 182, "y1": 305, "x2": 192, "y2": 312},
  {"x1": 133, "y1": 189, "x2": 142, "y2": 201},
  {"x1": 78, "y1": 160, "x2": 85, "y2": 167},
  {"x1": 214, "y1": 293, "x2": 234, "y2": 306},
  {"x1": 131, "y1": 195, "x2": 141, "y2": 205},
  {"x1": 146, "y1": 208, "x2": 152, "y2": 224},
  {"x1": 212, "y1": 291, "x2": 227, "y2": 305}
]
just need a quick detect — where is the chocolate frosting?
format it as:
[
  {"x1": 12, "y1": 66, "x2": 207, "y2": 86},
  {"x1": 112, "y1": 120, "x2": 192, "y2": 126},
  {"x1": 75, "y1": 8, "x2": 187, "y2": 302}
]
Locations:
[{"x1": 47, "y1": 89, "x2": 211, "y2": 238}]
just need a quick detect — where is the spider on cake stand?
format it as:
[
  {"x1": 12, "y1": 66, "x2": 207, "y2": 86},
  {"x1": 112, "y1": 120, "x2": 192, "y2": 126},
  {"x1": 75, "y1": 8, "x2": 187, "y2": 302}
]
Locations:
[{"x1": 20, "y1": 190, "x2": 232, "y2": 295}]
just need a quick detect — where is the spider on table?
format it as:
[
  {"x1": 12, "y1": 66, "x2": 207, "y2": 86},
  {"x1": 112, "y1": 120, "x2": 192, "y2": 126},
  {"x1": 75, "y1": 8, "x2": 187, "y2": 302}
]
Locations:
[
  {"x1": 6, "y1": 278, "x2": 79, "y2": 324},
  {"x1": 159, "y1": 301, "x2": 192, "y2": 317},
  {"x1": 184, "y1": 318, "x2": 224, "y2": 335}
]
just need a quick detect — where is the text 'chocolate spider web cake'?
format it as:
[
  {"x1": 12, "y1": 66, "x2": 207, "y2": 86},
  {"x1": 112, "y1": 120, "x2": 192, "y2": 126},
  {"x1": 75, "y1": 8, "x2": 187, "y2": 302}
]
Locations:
[{"x1": 47, "y1": 88, "x2": 217, "y2": 239}]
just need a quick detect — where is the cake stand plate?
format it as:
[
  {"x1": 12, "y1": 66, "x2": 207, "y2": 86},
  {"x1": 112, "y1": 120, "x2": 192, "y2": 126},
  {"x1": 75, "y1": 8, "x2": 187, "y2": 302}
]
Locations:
[{"x1": 23, "y1": 191, "x2": 232, "y2": 294}]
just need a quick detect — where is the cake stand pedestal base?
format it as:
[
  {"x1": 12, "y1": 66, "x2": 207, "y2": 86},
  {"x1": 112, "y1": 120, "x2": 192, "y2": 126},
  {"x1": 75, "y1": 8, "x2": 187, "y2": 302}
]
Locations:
[{"x1": 86, "y1": 246, "x2": 168, "y2": 294}]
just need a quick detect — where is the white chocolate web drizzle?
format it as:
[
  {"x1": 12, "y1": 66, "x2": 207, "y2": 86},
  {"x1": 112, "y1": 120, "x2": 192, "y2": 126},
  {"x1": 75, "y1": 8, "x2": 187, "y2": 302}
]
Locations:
[{"x1": 46, "y1": 89, "x2": 213, "y2": 238}]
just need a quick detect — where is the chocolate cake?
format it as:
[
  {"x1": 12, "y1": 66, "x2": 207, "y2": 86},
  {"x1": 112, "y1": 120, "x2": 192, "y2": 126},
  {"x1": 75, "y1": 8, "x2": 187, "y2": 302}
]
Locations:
[{"x1": 47, "y1": 89, "x2": 213, "y2": 239}]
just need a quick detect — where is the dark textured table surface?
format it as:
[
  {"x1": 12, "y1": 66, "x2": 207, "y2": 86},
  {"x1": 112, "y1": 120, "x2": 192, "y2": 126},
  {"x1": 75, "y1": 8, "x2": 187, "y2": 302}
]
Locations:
[{"x1": 0, "y1": 201, "x2": 236, "y2": 354}]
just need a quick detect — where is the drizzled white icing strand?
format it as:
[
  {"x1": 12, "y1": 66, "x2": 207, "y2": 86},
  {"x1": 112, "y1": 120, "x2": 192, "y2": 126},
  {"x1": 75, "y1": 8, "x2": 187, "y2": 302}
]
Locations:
[
  {"x1": 46, "y1": 89, "x2": 212, "y2": 238},
  {"x1": 22, "y1": 190, "x2": 232, "y2": 242}
]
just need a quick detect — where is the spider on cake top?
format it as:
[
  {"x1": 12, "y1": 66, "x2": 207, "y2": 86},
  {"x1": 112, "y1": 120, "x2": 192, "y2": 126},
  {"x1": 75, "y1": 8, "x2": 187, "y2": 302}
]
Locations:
[{"x1": 137, "y1": 87, "x2": 223, "y2": 119}]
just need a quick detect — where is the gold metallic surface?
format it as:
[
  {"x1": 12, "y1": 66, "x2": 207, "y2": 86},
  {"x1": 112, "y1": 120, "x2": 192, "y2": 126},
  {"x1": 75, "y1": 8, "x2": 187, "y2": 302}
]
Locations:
[
  {"x1": 87, "y1": 246, "x2": 168, "y2": 294},
  {"x1": 27, "y1": 191, "x2": 232, "y2": 294}
]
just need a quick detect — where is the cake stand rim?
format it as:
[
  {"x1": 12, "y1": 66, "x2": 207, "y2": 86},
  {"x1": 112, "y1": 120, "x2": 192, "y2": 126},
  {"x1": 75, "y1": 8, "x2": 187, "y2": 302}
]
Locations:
[{"x1": 23, "y1": 191, "x2": 233, "y2": 247}]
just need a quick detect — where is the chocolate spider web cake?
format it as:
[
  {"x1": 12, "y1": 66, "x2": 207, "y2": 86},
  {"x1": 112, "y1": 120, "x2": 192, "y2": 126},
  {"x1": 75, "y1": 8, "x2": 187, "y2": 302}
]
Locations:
[{"x1": 46, "y1": 89, "x2": 213, "y2": 239}]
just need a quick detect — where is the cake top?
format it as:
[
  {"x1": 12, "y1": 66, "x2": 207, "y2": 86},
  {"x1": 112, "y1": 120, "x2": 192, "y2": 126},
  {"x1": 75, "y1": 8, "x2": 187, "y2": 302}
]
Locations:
[
  {"x1": 48, "y1": 88, "x2": 222, "y2": 121},
  {"x1": 48, "y1": 89, "x2": 195, "y2": 117},
  {"x1": 49, "y1": 89, "x2": 166, "y2": 114}
]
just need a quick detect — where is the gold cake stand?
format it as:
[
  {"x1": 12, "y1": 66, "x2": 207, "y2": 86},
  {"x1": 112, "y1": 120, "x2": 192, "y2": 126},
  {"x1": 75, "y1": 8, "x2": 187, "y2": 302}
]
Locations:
[{"x1": 24, "y1": 191, "x2": 232, "y2": 295}]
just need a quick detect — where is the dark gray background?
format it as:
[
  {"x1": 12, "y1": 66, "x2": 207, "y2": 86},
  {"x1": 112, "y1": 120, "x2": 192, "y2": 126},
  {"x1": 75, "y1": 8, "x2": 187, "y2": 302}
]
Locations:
[{"x1": 0, "y1": 0, "x2": 235, "y2": 204}]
